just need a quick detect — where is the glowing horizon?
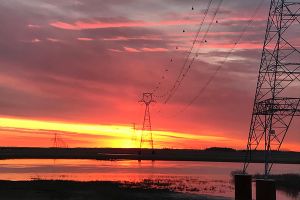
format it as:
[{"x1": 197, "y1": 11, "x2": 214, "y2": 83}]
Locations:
[{"x1": 0, "y1": 116, "x2": 242, "y2": 149}]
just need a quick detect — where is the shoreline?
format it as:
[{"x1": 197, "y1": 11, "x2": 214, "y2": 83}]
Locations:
[{"x1": 0, "y1": 147, "x2": 299, "y2": 164}]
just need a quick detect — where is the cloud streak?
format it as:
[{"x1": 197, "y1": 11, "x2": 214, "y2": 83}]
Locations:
[{"x1": 50, "y1": 19, "x2": 202, "y2": 30}]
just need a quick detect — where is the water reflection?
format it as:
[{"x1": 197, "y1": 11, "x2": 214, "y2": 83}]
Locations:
[{"x1": 0, "y1": 159, "x2": 299, "y2": 200}]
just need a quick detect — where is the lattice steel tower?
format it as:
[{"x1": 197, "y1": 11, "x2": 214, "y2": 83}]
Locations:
[
  {"x1": 53, "y1": 132, "x2": 68, "y2": 148},
  {"x1": 139, "y1": 93, "x2": 155, "y2": 154},
  {"x1": 243, "y1": 0, "x2": 300, "y2": 176}
]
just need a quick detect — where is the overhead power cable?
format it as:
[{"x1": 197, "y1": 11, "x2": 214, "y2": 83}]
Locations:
[
  {"x1": 151, "y1": 0, "x2": 207, "y2": 97},
  {"x1": 164, "y1": 0, "x2": 223, "y2": 104},
  {"x1": 177, "y1": 0, "x2": 266, "y2": 114}
]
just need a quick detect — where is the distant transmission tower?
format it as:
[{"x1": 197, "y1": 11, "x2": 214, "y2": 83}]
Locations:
[
  {"x1": 131, "y1": 123, "x2": 137, "y2": 141},
  {"x1": 53, "y1": 132, "x2": 68, "y2": 148},
  {"x1": 139, "y1": 93, "x2": 155, "y2": 154},
  {"x1": 243, "y1": 0, "x2": 300, "y2": 176}
]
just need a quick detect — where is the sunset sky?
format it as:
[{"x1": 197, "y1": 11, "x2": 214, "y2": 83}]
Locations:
[{"x1": 0, "y1": 0, "x2": 299, "y2": 150}]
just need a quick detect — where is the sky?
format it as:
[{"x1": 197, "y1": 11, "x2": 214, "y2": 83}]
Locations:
[{"x1": 0, "y1": 0, "x2": 299, "y2": 150}]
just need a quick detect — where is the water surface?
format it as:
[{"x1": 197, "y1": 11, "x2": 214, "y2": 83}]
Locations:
[{"x1": 0, "y1": 159, "x2": 299, "y2": 200}]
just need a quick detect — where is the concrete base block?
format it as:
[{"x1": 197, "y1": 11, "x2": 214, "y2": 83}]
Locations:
[
  {"x1": 256, "y1": 179, "x2": 276, "y2": 200},
  {"x1": 235, "y1": 174, "x2": 252, "y2": 200}
]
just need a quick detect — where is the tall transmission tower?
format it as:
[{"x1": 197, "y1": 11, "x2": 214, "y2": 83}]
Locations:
[
  {"x1": 139, "y1": 93, "x2": 155, "y2": 154},
  {"x1": 243, "y1": 0, "x2": 300, "y2": 176}
]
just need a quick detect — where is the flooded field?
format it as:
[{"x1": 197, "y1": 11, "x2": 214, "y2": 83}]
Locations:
[{"x1": 0, "y1": 159, "x2": 299, "y2": 200}]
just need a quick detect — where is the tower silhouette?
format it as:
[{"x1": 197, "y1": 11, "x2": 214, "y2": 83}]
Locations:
[
  {"x1": 52, "y1": 132, "x2": 68, "y2": 148},
  {"x1": 131, "y1": 123, "x2": 137, "y2": 142},
  {"x1": 243, "y1": 0, "x2": 300, "y2": 176},
  {"x1": 139, "y1": 93, "x2": 155, "y2": 154}
]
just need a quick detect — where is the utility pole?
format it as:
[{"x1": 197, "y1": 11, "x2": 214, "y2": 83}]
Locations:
[
  {"x1": 138, "y1": 93, "x2": 155, "y2": 154},
  {"x1": 243, "y1": 0, "x2": 300, "y2": 177}
]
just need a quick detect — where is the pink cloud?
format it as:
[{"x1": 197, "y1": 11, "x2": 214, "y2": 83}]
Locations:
[
  {"x1": 221, "y1": 16, "x2": 266, "y2": 23},
  {"x1": 123, "y1": 47, "x2": 169, "y2": 53},
  {"x1": 27, "y1": 24, "x2": 41, "y2": 28},
  {"x1": 50, "y1": 19, "x2": 200, "y2": 30},
  {"x1": 141, "y1": 47, "x2": 169, "y2": 52},
  {"x1": 103, "y1": 35, "x2": 162, "y2": 41},
  {"x1": 123, "y1": 47, "x2": 140, "y2": 52},
  {"x1": 77, "y1": 37, "x2": 94, "y2": 41},
  {"x1": 205, "y1": 42, "x2": 263, "y2": 50},
  {"x1": 47, "y1": 38, "x2": 61, "y2": 42},
  {"x1": 31, "y1": 38, "x2": 41, "y2": 43},
  {"x1": 108, "y1": 49, "x2": 123, "y2": 53}
]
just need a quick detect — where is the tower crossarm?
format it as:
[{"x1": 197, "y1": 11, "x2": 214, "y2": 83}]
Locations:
[{"x1": 254, "y1": 97, "x2": 300, "y2": 116}]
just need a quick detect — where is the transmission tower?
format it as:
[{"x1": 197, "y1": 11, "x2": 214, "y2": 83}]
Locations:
[
  {"x1": 131, "y1": 123, "x2": 137, "y2": 141},
  {"x1": 243, "y1": 0, "x2": 300, "y2": 176},
  {"x1": 139, "y1": 93, "x2": 155, "y2": 154},
  {"x1": 52, "y1": 132, "x2": 68, "y2": 148}
]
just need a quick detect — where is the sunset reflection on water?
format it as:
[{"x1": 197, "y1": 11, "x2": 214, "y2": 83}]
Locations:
[{"x1": 0, "y1": 159, "x2": 299, "y2": 199}]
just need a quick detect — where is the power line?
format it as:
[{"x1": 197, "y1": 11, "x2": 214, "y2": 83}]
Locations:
[
  {"x1": 174, "y1": 0, "x2": 214, "y2": 86},
  {"x1": 152, "y1": 0, "x2": 212, "y2": 98},
  {"x1": 164, "y1": 0, "x2": 223, "y2": 104},
  {"x1": 177, "y1": 0, "x2": 265, "y2": 114},
  {"x1": 153, "y1": 0, "x2": 222, "y2": 115}
]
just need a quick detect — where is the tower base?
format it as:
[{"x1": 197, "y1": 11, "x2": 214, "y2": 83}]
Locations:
[
  {"x1": 256, "y1": 179, "x2": 276, "y2": 200},
  {"x1": 234, "y1": 174, "x2": 252, "y2": 200}
]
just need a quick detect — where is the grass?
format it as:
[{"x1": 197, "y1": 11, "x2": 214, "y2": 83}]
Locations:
[{"x1": 0, "y1": 180, "x2": 230, "y2": 200}]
